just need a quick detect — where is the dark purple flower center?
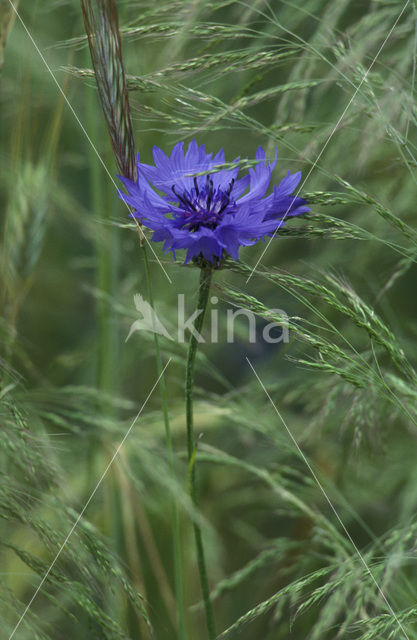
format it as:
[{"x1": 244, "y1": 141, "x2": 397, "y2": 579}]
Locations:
[{"x1": 170, "y1": 175, "x2": 236, "y2": 231}]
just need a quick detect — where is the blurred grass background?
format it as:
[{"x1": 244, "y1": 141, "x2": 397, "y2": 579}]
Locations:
[{"x1": 1, "y1": 0, "x2": 417, "y2": 638}]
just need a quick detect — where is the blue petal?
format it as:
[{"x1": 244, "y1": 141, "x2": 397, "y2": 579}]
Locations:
[
  {"x1": 237, "y1": 147, "x2": 277, "y2": 205},
  {"x1": 275, "y1": 170, "x2": 302, "y2": 196}
]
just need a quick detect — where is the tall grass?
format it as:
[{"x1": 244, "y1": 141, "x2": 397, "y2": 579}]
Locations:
[{"x1": 1, "y1": 0, "x2": 417, "y2": 639}]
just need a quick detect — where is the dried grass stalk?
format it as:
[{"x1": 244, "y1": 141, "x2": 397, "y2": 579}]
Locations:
[{"x1": 81, "y1": 0, "x2": 136, "y2": 181}]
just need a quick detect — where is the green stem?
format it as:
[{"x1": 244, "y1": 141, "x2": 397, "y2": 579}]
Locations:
[
  {"x1": 185, "y1": 266, "x2": 216, "y2": 640},
  {"x1": 142, "y1": 243, "x2": 186, "y2": 640}
]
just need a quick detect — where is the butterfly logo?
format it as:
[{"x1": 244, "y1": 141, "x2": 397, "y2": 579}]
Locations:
[{"x1": 126, "y1": 294, "x2": 173, "y2": 342}]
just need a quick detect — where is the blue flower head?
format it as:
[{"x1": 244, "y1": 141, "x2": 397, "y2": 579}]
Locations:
[{"x1": 118, "y1": 140, "x2": 310, "y2": 265}]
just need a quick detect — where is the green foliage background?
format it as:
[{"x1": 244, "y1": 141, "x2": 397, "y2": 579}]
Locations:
[{"x1": 1, "y1": 0, "x2": 417, "y2": 638}]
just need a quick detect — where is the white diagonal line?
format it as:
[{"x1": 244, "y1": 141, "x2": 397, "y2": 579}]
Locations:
[
  {"x1": 246, "y1": 357, "x2": 410, "y2": 640},
  {"x1": 246, "y1": 0, "x2": 410, "y2": 283},
  {"x1": 7, "y1": 0, "x2": 172, "y2": 284},
  {"x1": 8, "y1": 358, "x2": 171, "y2": 640}
]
